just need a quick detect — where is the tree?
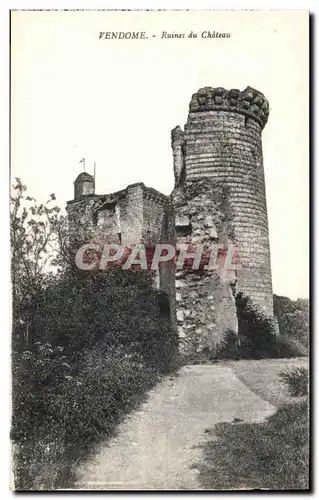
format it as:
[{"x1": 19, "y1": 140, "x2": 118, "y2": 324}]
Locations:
[{"x1": 235, "y1": 292, "x2": 307, "y2": 359}]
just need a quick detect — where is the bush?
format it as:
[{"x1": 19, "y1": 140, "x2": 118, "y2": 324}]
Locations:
[
  {"x1": 273, "y1": 336, "x2": 307, "y2": 359},
  {"x1": 215, "y1": 329, "x2": 240, "y2": 360},
  {"x1": 188, "y1": 293, "x2": 308, "y2": 363},
  {"x1": 12, "y1": 343, "x2": 166, "y2": 490},
  {"x1": 11, "y1": 183, "x2": 179, "y2": 489},
  {"x1": 279, "y1": 367, "x2": 309, "y2": 397},
  {"x1": 197, "y1": 399, "x2": 309, "y2": 490},
  {"x1": 26, "y1": 269, "x2": 177, "y2": 363},
  {"x1": 235, "y1": 292, "x2": 277, "y2": 359},
  {"x1": 274, "y1": 295, "x2": 309, "y2": 349},
  {"x1": 12, "y1": 269, "x2": 178, "y2": 489}
]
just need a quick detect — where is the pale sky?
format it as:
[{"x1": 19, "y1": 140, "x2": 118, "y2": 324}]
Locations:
[{"x1": 11, "y1": 10, "x2": 309, "y2": 299}]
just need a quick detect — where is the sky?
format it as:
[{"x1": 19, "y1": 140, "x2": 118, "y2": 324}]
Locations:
[{"x1": 10, "y1": 9, "x2": 309, "y2": 299}]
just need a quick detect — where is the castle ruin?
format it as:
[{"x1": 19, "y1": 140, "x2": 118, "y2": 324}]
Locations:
[{"x1": 66, "y1": 86, "x2": 275, "y2": 354}]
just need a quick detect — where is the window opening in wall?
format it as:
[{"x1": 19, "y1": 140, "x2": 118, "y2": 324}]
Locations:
[
  {"x1": 93, "y1": 202, "x2": 116, "y2": 227},
  {"x1": 176, "y1": 224, "x2": 192, "y2": 237}
]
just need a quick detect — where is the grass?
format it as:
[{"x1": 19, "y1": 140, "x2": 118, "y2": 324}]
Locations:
[
  {"x1": 228, "y1": 357, "x2": 308, "y2": 407},
  {"x1": 196, "y1": 358, "x2": 310, "y2": 490},
  {"x1": 279, "y1": 367, "x2": 308, "y2": 397},
  {"x1": 197, "y1": 399, "x2": 309, "y2": 490}
]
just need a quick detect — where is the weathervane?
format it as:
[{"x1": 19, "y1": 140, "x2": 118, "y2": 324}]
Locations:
[
  {"x1": 79, "y1": 158, "x2": 96, "y2": 189},
  {"x1": 79, "y1": 157, "x2": 86, "y2": 172}
]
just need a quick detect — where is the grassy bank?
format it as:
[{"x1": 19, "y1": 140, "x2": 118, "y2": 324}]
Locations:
[
  {"x1": 197, "y1": 399, "x2": 309, "y2": 490},
  {"x1": 196, "y1": 359, "x2": 309, "y2": 491},
  {"x1": 228, "y1": 357, "x2": 309, "y2": 407}
]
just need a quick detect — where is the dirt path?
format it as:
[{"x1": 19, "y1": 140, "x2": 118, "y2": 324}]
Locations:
[{"x1": 74, "y1": 364, "x2": 275, "y2": 490}]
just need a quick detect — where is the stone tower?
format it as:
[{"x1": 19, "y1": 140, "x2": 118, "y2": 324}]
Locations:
[
  {"x1": 66, "y1": 85, "x2": 275, "y2": 355},
  {"x1": 172, "y1": 86, "x2": 274, "y2": 351},
  {"x1": 74, "y1": 172, "x2": 95, "y2": 199}
]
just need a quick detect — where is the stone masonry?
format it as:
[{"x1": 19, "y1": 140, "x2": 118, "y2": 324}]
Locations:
[
  {"x1": 172, "y1": 178, "x2": 238, "y2": 353},
  {"x1": 66, "y1": 177, "x2": 177, "y2": 331},
  {"x1": 66, "y1": 86, "x2": 275, "y2": 355}
]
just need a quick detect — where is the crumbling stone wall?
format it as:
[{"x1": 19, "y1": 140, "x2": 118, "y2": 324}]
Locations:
[
  {"x1": 67, "y1": 195, "x2": 98, "y2": 247},
  {"x1": 172, "y1": 179, "x2": 238, "y2": 353},
  {"x1": 119, "y1": 184, "x2": 144, "y2": 245},
  {"x1": 67, "y1": 183, "x2": 147, "y2": 247},
  {"x1": 66, "y1": 182, "x2": 177, "y2": 333},
  {"x1": 142, "y1": 189, "x2": 169, "y2": 244},
  {"x1": 142, "y1": 189, "x2": 177, "y2": 330}
]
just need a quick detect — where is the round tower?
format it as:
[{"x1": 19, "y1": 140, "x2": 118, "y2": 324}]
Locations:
[
  {"x1": 180, "y1": 86, "x2": 273, "y2": 317},
  {"x1": 74, "y1": 172, "x2": 95, "y2": 199}
]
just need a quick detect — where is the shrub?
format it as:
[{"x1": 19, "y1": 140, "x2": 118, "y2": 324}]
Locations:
[
  {"x1": 279, "y1": 367, "x2": 309, "y2": 397},
  {"x1": 236, "y1": 292, "x2": 278, "y2": 359},
  {"x1": 273, "y1": 295, "x2": 309, "y2": 349},
  {"x1": 235, "y1": 293, "x2": 307, "y2": 360},
  {"x1": 197, "y1": 399, "x2": 309, "y2": 490},
  {"x1": 12, "y1": 342, "x2": 163, "y2": 489},
  {"x1": 12, "y1": 269, "x2": 178, "y2": 489},
  {"x1": 11, "y1": 183, "x2": 179, "y2": 488},
  {"x1": 33, "y1": 270, "x2": 177, "y2": 370},
  {"x1": 273, "y1": 336, "x2": 307, "y2": 359},
  {"x1": 215, "y1": 330, "x2": 240, "y2": 360}
]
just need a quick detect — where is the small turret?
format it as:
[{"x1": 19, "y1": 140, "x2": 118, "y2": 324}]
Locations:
[{"x1": 74, "y1": 172, "x2": 95, "y2": 200}]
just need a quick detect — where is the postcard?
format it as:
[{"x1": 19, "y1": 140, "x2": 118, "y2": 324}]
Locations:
[{"x1": 10, "y1": 9, "x2": 309, "y2": 491}]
